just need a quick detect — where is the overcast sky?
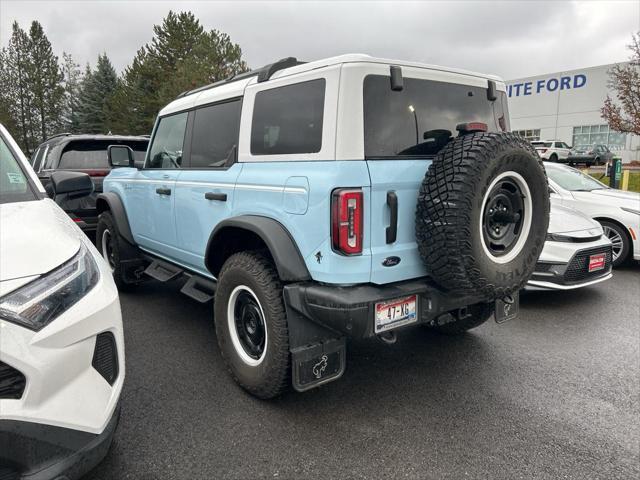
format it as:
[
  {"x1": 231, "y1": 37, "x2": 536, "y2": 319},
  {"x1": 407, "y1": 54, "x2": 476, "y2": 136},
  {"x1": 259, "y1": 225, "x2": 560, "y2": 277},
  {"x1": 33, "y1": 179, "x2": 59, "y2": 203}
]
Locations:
[{"x1": 1, "y1": 0, "x2": 638, "y2": 80}]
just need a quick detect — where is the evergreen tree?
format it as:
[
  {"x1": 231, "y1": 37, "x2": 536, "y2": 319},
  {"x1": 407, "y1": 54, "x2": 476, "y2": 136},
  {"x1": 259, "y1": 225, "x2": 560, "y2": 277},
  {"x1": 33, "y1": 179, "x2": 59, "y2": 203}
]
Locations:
[
  {"x1": 27, "y1": 21, "x2": 64, "y2": 142},
  {"x1": 60, "y1": 52, "x2": 82, "y2": 133},
  {"x1": 109, "y1": 11, "x2": 248, "y2": 134},
  {"x1": 77, "y1": 54, "x2": 118, "y2": 133},
  {"x1": 0, "y1": 22, "x2": 34, "y2": 153}
]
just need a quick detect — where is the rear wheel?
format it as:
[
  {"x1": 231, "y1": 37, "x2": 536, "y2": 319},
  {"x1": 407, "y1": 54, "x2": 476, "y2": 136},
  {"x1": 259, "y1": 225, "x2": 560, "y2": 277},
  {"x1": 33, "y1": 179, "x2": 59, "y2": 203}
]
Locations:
[
  {"x1": 427, "y1": 303, "x2": 493, "y2": 335},
  {"x1": 599, "y1": 220, "x2": 630, "y2": 267},
  {"x1": 416, "y1": 132, "x2": 550, "y2": 299},
  {"x1": 214, "y1": 251, "x2": 290, "y2": 399}
]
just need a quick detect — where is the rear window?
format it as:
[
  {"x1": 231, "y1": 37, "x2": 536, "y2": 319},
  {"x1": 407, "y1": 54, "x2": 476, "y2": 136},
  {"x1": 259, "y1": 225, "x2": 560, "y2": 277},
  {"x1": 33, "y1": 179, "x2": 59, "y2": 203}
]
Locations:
[
  {"x1": 363, "y1": 75, "x2": 508, "y2": 158},
  {"x1": 58, "y1": 139, "x2": 148, "y2": 169},
  {"x1": 531, "y1": 142, "x2": 552, "y2": 148},
  {"x1": 251, "y1": 79, "x2": 325, "y2": 155}
]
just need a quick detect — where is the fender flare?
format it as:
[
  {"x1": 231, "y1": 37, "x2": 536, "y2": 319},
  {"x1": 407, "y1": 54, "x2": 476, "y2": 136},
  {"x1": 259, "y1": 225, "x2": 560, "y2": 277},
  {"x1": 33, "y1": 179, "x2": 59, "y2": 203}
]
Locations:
[
  {"x1": 205, "y1": 216, "x2": 311, "y2": 282},
  {"x1": 95, "y1": 192, "x2": 135, "y2": 245}
]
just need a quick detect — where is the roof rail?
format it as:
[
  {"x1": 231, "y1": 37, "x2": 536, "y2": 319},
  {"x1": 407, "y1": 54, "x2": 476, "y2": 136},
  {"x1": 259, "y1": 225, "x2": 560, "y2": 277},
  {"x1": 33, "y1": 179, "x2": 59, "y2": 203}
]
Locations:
[
  {"x1": 45, "y1": 132, "x2": 71, "y2": 141},
  {"x1": 257, "y1": 57, "x2": 304, "y2": 82},
  {"x1": 175, "y1": 57, "x2": 305, "y2": 100}
]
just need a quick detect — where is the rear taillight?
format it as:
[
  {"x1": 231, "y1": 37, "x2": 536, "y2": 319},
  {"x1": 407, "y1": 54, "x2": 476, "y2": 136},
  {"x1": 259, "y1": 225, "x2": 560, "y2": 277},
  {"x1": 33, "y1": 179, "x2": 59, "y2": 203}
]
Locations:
[
  {"x1": 539, "y1": 148, "x2": 548, "y2": 153},
  {"x1": 331, "y1": 188, "x2": 363, "y2": 255}
]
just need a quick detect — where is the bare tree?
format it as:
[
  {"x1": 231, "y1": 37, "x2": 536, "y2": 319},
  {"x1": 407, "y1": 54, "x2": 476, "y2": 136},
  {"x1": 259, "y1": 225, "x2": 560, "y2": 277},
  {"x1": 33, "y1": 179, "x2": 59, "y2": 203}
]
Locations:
[{"x1": 601, "y1": 32, "x2": 640, "y2": 135}]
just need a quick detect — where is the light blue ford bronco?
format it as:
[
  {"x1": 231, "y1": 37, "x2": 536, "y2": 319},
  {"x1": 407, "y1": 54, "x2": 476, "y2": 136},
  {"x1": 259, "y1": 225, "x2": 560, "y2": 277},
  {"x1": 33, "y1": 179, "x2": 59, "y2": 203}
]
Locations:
[{"x1": 97, "y1": 55, "x2": 550, "y2": 398}]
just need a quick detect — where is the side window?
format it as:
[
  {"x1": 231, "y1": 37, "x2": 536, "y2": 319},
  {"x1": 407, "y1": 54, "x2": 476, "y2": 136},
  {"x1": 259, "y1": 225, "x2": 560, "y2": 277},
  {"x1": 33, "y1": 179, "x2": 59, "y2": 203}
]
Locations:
[
  {"x1": 554, "y1": 142, "x2": 563, "y2": 148},
  {"x1": 30, "y1": 148, "x2": 40, "y2": 166},
  {"x1": 190, "y1": 99, "x2": 241, "y2": 168},
  {"x1": 147, "y1": 112, "x2": 188, "y2": 169},
  {"x1": 251, "y1": 79, "x2": 325, "y2": 155}
]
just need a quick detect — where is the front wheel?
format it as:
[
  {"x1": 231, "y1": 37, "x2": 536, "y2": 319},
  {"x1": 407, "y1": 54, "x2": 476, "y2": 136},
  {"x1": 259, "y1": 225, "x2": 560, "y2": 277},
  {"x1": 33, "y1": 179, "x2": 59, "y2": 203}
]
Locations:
[
  {"x1": 96, "y1": 211, "x2": 138, "y2": 290},
  {"x1": 599, "y1": 220, "x2": 630, "y2": 267},
  {"x1": 214, "y1": 251, "x2": 290, "y2": 399}
]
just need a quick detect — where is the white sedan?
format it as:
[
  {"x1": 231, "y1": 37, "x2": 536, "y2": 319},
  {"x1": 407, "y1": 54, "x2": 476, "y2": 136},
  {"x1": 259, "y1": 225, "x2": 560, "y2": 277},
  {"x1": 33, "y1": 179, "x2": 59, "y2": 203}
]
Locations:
[
  {"x1": 545, "y1": 162, "x2": 640, "y2": 267},
  {"x1": 0, "y1": 124, "x2": 124, "y2": 479},
  {"x1": 528, "y1": 203, "x2": 612, "y2": 290}
]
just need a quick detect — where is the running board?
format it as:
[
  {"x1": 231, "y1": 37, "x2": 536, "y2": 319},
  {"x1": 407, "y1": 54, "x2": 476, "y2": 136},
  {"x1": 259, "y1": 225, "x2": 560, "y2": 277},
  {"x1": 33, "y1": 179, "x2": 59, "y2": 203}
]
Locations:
[
  {"x1": 143, "y1": 259, "x2": 183, "y2": 282},
  {"x1": 180, "y1": 275, "x2": 216, "y2": 303}
]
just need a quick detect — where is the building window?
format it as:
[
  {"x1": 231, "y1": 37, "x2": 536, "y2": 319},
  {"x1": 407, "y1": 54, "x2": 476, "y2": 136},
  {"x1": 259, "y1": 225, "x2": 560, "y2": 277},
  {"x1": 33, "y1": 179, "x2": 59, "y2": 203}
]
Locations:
[
  {"x1": 514, "y1": 129, "x2": 540, "y2": 142},
  {"x1": 572, "y1": 125, "x2": 626, "y2": 151}
]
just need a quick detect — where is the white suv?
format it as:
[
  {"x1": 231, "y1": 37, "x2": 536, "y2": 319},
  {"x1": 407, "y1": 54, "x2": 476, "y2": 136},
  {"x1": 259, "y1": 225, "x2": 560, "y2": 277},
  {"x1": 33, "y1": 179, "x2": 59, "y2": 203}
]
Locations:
[
  {"x1": 0, "y1": 124, "x2": 124, "y2": 479},
  {"x1": 530, "y1": 140, "x2": 571, "y2": 162}
]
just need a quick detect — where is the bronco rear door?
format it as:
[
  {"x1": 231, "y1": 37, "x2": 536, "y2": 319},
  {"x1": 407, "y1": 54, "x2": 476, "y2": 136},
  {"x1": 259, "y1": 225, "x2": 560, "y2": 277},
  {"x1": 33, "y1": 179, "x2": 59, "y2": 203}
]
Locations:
[{"x1": 361, "y1": 68, "x2": 509, "y2": 284}]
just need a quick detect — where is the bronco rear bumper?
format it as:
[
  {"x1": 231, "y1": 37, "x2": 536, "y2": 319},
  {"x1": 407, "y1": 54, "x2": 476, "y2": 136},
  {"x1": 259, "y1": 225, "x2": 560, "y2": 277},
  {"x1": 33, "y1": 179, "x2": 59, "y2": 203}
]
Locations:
[
  {"x1": 283, "y1": 278, "x2": 495, "y2": 391},
  {"x1": 284, "y1": 278, "x2": 492, "y2": 340}
]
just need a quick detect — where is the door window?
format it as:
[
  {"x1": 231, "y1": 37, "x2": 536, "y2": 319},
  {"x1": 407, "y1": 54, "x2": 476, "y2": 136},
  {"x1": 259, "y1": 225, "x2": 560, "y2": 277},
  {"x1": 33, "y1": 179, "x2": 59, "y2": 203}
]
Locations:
[
  {"x1": 190, "y1": 99, "x2": 242, "y2": 168},
  {"x1": 250, "y1": 79, "x2": 325, "y2": 155},
  {"x1": 147, "y1": 112, "x2": 188, "y2": 169}
]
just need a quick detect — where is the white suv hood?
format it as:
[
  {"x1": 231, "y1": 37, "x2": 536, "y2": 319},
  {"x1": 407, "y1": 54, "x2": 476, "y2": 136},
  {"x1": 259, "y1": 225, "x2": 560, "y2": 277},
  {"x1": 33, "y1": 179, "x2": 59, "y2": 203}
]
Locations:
[
  {"x1": 548, "y1": 202, "x2": 601, "y2": 235},
  {"x1": 0, "y1": 198, "x2": 81, "y2": 283}
]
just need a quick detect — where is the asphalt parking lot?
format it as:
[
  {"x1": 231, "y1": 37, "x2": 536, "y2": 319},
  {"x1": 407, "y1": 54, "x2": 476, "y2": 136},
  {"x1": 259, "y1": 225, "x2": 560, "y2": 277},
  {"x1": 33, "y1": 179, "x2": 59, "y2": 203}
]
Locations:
[{"x1": 86, "y1": 265, "x2": 639, "y2": 480}]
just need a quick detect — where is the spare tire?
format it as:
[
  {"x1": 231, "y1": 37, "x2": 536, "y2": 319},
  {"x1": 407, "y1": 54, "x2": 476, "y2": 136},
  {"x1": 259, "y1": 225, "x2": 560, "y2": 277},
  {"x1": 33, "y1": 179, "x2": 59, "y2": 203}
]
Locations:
[{"x1": 415, "y1": 132, "x2": 549, "y2": 299}]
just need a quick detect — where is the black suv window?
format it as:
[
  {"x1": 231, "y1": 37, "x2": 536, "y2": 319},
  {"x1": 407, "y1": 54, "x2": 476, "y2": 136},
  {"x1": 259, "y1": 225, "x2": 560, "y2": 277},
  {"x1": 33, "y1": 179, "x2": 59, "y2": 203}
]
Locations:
[
  {"x1": 58, "y1": 140, "x2": 148, "y2": 169},
  {"x1": 147, "y1": 112, "x2": 188, "y2": 169},
  {"x1": 190, "y1": 99, "x2": 241, "y2": 168},
  {"x1": 363, "y1": 75, "x2": 508, "y2": 158},
  {"x1": 251, "y1": 79, "x2": 325, "y2": 155}
]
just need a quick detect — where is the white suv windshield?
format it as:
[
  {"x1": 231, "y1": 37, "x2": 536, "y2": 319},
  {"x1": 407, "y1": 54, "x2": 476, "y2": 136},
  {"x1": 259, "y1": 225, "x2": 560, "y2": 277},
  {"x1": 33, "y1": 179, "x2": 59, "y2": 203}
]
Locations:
[
  {"x1": 0, "y1": 135, "x2": 37, "y2": 204},
  {"x1": 547, "y1": 165, "x2": 607, "y2": 192}
]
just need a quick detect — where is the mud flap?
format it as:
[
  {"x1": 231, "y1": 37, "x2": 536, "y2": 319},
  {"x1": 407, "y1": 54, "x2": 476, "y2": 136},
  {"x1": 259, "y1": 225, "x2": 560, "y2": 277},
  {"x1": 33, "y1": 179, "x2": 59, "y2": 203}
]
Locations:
[
  {"x1": 495, "y1": 292, "x2": 519, "y2": 323},
  {"x1": 291, "y1": 338, "x2": 346, "y2": 392}
]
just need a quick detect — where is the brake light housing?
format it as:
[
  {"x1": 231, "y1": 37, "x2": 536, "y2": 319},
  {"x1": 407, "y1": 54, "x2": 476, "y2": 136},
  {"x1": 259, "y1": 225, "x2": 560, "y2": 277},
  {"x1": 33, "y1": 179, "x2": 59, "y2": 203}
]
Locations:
[{"x1": 331, "y1": 188, "x2": 363, "y2": 255}]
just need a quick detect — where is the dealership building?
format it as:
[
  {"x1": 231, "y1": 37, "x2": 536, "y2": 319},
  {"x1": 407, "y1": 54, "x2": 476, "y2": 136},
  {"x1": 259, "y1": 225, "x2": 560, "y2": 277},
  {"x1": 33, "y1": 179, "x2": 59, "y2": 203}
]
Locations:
[{"x1": 507, "y1": 63, "x2": 639, "y2": 163}]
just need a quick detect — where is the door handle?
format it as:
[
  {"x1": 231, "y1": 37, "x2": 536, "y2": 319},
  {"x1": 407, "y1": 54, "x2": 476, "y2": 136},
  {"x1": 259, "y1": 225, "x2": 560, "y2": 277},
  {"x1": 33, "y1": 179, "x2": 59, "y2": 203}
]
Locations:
[
  {"x1": 386, "y1": 191, "x2": 398, "y2": 244},
  {"x1": 156, "y1": 187, "x2": 171, "y2": 196},
  {"x1": 204, "y1": 192, "x2": 227, "y2": 202}
]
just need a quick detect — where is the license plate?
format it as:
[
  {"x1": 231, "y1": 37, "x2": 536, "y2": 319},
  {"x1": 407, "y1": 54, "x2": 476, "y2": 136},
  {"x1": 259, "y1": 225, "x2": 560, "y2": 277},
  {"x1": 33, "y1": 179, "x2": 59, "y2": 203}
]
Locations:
[
  {"x1": 375, "y1": 295, "x2": 417, "y2": 333},
  {"x1": 495, "y1": 293, "x2": 519, "y2": 324},
  {"x1": 588, "y1": 253, "x2": 606, "y2": 272}
]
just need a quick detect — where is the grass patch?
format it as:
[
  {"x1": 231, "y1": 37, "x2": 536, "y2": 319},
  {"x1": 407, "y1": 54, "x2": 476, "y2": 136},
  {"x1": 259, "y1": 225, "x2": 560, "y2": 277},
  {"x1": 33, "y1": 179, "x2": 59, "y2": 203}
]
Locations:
[{"x1": 586, "y1": 171, "x2": 640, "y2": 193}]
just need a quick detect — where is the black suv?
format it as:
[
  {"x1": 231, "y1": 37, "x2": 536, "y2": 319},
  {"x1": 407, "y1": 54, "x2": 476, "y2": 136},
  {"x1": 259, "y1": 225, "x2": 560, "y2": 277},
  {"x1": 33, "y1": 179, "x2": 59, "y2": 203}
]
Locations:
[{"x1": 30, "y1": 134, "x2": 149, "y2": 232}]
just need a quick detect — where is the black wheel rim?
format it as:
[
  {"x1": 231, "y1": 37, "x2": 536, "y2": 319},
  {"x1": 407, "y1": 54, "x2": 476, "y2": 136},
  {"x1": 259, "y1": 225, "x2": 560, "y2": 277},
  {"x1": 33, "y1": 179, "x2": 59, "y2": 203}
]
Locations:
[
  {"x1": 233, "y1": 291, "x2": 266, "y2": 360},
  {"x1": 101, "y1": 229, "x2": 115, "y2": 270},
  {"x1": 482, "y1": 178, "x2": 526, "y2": 257}
]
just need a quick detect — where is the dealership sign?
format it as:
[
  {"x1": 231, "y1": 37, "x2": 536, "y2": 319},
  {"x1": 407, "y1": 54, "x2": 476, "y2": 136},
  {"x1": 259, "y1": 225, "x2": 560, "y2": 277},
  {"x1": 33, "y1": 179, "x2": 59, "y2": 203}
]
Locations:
[{"x1": 507, "y1": 74, "x2": 587, "y2": 97}]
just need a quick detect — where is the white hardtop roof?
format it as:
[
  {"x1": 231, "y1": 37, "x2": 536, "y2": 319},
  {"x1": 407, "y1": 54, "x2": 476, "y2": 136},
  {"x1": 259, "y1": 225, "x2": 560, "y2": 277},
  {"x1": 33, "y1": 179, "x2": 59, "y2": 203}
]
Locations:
[{"x1": 159, "y1": 53, "x2": 504, "y2": 116}]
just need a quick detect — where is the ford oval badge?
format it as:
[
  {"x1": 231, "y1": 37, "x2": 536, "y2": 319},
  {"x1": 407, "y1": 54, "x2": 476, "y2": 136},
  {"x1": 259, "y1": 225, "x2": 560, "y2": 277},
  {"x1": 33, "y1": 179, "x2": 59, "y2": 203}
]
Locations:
[{"x1": 382, "y1": 256, "x2": 401, "y2": 267}]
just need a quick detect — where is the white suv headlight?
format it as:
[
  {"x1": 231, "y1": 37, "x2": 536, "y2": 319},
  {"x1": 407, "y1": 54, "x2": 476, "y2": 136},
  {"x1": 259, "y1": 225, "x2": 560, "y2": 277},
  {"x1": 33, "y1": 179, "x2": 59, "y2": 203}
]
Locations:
[{"x1": 0, "y1": 243, "x2": 99, "y2": 331}]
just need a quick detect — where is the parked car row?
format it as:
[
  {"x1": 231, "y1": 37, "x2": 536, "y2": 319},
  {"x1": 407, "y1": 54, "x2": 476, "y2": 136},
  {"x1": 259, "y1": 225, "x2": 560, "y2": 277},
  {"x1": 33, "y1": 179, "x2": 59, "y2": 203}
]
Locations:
[
  {"x1": 530, "y1": 139, "x2": 615, "y2": 166},
  {"x1": 1, "y1": 54, "x2": 637, "y2": 480}
]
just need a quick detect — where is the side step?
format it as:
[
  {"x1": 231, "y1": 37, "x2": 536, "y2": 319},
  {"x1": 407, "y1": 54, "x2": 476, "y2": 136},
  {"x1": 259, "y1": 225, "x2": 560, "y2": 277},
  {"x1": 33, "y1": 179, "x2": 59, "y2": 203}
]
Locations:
[
  {"x1": 180, "y1": 275, "x2": 216, "y2": 303},
  {"x1": 143, "y1": 259, "x2": 183, "y2": 282},
  {"x1": 291, "y1": 338, "x2": 346, "y2": 392}
]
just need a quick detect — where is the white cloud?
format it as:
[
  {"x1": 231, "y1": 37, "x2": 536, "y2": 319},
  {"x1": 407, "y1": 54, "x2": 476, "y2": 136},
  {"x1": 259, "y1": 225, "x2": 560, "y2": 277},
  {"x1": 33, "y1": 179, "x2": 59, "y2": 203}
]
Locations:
[{"x1": 1, "y1": 0, "x2": 638, "y2": 79}]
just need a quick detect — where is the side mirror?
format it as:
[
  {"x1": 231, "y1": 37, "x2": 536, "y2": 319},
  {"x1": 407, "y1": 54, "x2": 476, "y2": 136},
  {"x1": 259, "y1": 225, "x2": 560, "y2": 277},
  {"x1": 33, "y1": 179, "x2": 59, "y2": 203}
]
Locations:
[
  {"x1": 50, "y1": 171, "x2": 93, "y2": 199},
  {"x1": 108, "y1": 145, "x2": 135, "y2": 168}
]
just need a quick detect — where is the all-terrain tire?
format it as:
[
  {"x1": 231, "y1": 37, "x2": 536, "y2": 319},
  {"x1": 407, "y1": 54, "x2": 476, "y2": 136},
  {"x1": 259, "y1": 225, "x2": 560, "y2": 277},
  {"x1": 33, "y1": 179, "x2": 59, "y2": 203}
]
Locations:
[
  {"x1": 427, "y1": 303, "x2": 493, "y2": 335},
  {"x1": 416, "y1": 132, "x2": 550, "y2": 299},
  {"x1": 214, "y1": 251, "x2": 290, "y2": 399},
  {"x1": 96, "y1": 211, "x2": 139, "y2": 290}
]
